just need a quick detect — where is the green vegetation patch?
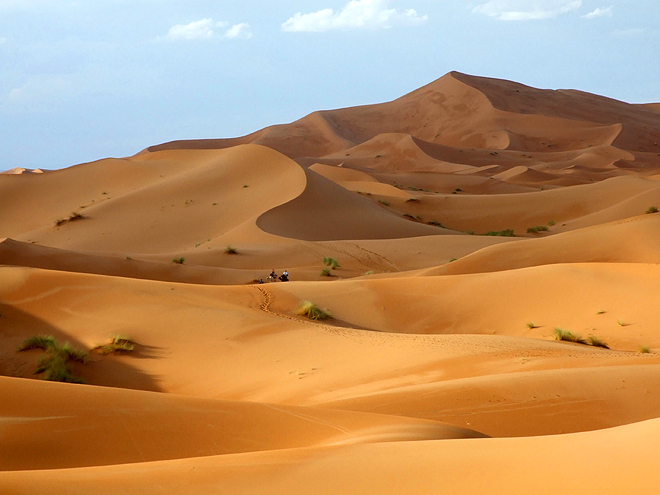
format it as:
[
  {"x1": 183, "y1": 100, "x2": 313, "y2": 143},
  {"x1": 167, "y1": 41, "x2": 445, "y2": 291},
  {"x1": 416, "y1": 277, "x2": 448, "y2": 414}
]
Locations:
[
  {"x1": 480, "y1": 229, "x2": 515, "y2": 237},
  {"x1": 18, "y1": 335, "x2": 87, "y2": 383},
  {"x1": 295, "y1": 301, "x2": 332, "y2": 321}
]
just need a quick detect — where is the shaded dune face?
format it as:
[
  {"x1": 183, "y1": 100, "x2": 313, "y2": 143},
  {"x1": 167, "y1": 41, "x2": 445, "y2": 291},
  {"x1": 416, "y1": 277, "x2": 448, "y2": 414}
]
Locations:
[{"x1": 2, "y1": 72, "x2": 660, "y2": 494}]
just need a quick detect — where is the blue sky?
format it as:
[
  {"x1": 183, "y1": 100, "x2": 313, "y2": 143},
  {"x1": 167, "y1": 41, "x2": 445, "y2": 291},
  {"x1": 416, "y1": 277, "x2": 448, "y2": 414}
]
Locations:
[{"x1": 1, "y1": 0, "x2": 658, "y2": 169}]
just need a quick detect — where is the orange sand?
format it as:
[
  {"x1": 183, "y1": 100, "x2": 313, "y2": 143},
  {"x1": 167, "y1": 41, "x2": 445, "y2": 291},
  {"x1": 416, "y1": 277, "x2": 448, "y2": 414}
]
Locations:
[{"x1": 2, "y1": 72, "x2": 660, "y2": 493}]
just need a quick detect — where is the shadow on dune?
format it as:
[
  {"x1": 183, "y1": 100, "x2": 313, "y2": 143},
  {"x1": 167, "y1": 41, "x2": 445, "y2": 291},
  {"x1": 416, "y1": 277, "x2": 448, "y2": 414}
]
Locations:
[
  {"x1": 0, "y1": 303, "x2": 163, "y2": 392},
  {"x1": 256, "y1": 167, "x2": 442, "y2": 241}
]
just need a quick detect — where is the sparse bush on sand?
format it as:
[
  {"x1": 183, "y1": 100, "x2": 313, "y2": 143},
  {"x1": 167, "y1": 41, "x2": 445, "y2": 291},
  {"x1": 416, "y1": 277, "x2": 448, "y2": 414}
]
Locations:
[
  {"x1": 428, "y1": 220, "x2": 445, "y2": 228},
  {"x1": 548, "y1": 220, "x2": 556, "y2": 226},
  {"x1": 320, "y1": 268, "x2": 332, "y2": 277},
  {"x1": 323, "y1": 257, "x2": 340, "y2": 270},
  {"x1": 587, "y1": 335, "x2": 609, "y2": 349},
  {"x1": 93, "y1": 335, "x2": 136, "y2": 355},
  {"x1": 480, "y1": 229, "x2": 515, "y2": 237},
  {"x1": 646, "y1": 206, "x2": 658, "y2": 214},
  {"x1": 378, "y1": 200, "x2": 390, "y2": 206},
  {"x1": 553, "y1": 328, "x2": 586, "y2": 345},
  {"x1": 224, "y1": 246, "x2": 238, "y2": 254},
  {"x1": 18, "y1": 335, "x2": 87, "y2": 383},
  {"x1": 639, "y1": 345, "x2": 651, "y2": 354},
  {"x1": 527, "y1": 322, "x2": 537, "y2": 329},
  {"x1": 55, "y1": 212, "x2": 86, "y2": 226},
  {"x1": 527, "y1": 225, "x2": 549, "y2": 234},
  {"x1": 172, "y1": 257, "x2": 185, "y2": 264},
  {"x1": 553, "y1": 328, "x2": 610, "y2": 349},
  {"x1": 295, "y1": 301, "x2": 332, "y2": 321},
  {"x1": 17, "y1": 335, "x2": 56, "y2": 352}
]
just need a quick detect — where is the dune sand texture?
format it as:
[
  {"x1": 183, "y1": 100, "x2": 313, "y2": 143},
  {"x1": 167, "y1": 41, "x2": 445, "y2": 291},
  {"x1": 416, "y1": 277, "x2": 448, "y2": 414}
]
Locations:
[{"x1": 2, "y1": 72, "x2": 660, "y2": 493}]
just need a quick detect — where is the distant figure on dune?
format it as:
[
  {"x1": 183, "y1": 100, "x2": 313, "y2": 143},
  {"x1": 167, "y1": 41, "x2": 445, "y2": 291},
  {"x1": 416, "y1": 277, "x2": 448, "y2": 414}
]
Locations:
[
  {"x1": 279, "y1": 270, "x2": 289, "y2": 282},
  {"x1": 266, "y1": 269, "x2": 278, "y2": 283},
  {"x1": 258, "y1": 278, "x2": 264, "y2": 284}
]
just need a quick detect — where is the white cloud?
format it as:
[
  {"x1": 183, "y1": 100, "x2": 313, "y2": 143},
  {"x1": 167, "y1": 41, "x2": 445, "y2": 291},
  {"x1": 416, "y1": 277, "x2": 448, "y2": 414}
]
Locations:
[
  {"x1": 225, "y1": 23, "x2": 252, "y2": 39},
  {"x1": 473, "y1": 0, "x2": 582, "y2": 21},
  {"x1": 163, "y1": 19, "x2": 251, "y2": 41},
  {"x1": 282, "y1": 0, "x2": 428, "y2": 32},
  {"x1": 165, "y1": 19, "x2": 216, "y2": 40},
  {"x1": 582, "y1": 6, "x2": 613, "y2": 19}
]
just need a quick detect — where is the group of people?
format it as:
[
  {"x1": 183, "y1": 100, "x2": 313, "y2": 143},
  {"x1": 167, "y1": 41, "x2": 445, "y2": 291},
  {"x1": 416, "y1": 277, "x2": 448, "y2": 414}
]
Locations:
[{"x1": 258, "y1": 269, "x2": 289, "y2": 284}]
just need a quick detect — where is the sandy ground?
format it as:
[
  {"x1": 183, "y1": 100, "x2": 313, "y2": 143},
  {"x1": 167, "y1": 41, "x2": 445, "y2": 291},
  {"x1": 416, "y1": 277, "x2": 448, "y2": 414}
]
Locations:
[{"x1": 2, "y1": 72, "x2": 660, "y2": 493}]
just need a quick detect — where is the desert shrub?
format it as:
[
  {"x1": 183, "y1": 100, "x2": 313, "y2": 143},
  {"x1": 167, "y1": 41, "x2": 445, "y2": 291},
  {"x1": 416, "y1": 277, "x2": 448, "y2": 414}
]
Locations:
[
  {"x1": 617, "y1": 319, "x2": 627, "y2": 327},
  {"x1": 17, "y1": 335, "x2": 56, "y2": 351},
  {"x1": 587, "y1": 335, "x2": 610, "y2": 349},
  {"x1": 527, "y1": 225, "x2": 549, "y2": 233},
  {"x1": 60, "y1": 342, "x2": 88, "y2": 363},
  {"x1": 323, "y1": 257, "x2": 340, "y2": 269},
  {"x1": 18, "y1": 336, "x2": 87, "y2": 383},
  {"x1": 172, "y1": 257, "x2": 185, "y2": 264},
  {"x1": 93, "y1": 335, "x2": 136, "y2": 355},
  {"x1": 406, "y1": 198, "x2": 420, "y2": 203},
  {"x1": 639, "y1": 345, "x2": 651, "y2": 354},
  {"x1": 224, "y1": 246, "x2": 238, "y2": 254},
  {"x1": 527, "y1": 322, "x2": 537, "y2": 329},
  {"x1": 480, "y1": 229, "x2": 515, "y2": 237},
  {"x1": 36, "y1": 353, "x2": 80, "y2": 382},
  {"x1": 548, "y1": 220, "x2": 556, "y2": 226},
  {"x1": 56, "y1": 210, "x2": 87, "y2": 225},
  {"x1": 403, "y1": 213, "x2": 416, "y2": 220},
  {"x1": 320, "y1": 268, "x2": 332, "y2": 277},
  {"x1": 646, "y1": 206, "x2": 658, "y2": 214},
  {"x1": 295, "y1": 301, "x2": 332, "y2": 321},
  {"x1": 378, "y1": 200, "x2": 390, "y2": 206},
  {"x1": 428, "y1": 220, "x2": 445, "y2": 228},
  {"x1": 553, "y1": 327, "x2": 586, "y2": 344}
]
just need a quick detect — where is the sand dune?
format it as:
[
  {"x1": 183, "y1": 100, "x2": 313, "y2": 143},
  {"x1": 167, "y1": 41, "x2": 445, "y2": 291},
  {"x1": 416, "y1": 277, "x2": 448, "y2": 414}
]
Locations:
[
  {"x1": 2, "y1": 419, "x2": 659, "y2": 494},
  {"x1": 0, "y1": 375, "x2": 484, "y2": 471},
  {"x1": 2, "y1": 72, "x2": 660, "y2": 493},
  {"x1": 429, "y1": 212, "x2": 660, "y2": 276}
]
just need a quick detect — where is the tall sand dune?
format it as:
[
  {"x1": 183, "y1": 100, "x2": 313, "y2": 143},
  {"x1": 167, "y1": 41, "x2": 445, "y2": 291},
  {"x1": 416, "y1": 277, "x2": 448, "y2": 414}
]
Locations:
[{"x1": 2, "y1": 72, "x2": 660, "y2": 494}]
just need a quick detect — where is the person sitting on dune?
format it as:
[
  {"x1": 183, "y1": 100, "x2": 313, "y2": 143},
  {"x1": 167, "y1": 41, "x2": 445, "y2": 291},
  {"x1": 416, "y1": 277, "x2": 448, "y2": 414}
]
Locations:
[
  {"x1": 269, "y1": 269, "x2": 277, "y2": 281},
  {"x1": 279, "y1": 270, "x2": 289, "y2": 282}
]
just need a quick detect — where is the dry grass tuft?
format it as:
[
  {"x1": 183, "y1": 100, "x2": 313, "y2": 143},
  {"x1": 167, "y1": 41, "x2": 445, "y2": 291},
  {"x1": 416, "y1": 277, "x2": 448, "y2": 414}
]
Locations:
[
  {"x1": 93, "y1": 336, "x2": 136, "y2": 355},
  {"x1": 587, "y1": 335, "x2": 610, "y2": 349},
  {"x1": 553, "y1": 327, "x2": 587, "y2": 345},
  {"x1": 295, "y1": 301, "x2": 332, "y2": 321},
  {"x1": 18, "y1": 336, "x2": 87, "y2": 383}
]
